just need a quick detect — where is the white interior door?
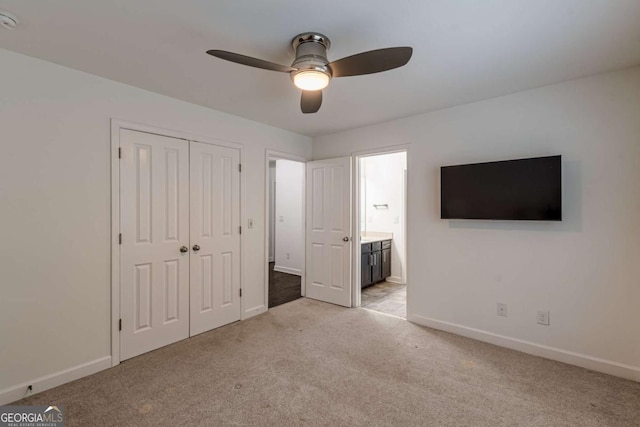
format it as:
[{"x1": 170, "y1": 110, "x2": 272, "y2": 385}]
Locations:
[
  {"x1": 189, "y1": 141, "x2": 241, "y2": 336},
  {"x1": 120, "y1": 129, "x2": 190, "y2": 361},
  {"x1": 305, "y1": 157, "x2": 352, "y2": 307}
]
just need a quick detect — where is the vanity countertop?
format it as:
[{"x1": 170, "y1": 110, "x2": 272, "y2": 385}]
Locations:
[
  {"x1": 360, "y1": 237, "x2": 387, "y2": 244},
  {"x1": 360, "y1": 233, "x2": 392, "y2": 244}
]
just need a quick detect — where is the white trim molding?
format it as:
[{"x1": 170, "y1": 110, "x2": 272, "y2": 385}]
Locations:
[
  {"x1": 352, "y1": 145, "x2": 410, "y2": 310},
  {"x1": 273, "y1": 265, "x2": 302, "y2": 276},
  {"x1": 0, "y1": 356, "x2": 112, "y2": 405},
  {"x1": 409, "y1": 314, "x2": 640, "y2": 382}
]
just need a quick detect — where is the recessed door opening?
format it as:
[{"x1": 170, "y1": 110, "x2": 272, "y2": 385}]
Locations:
[
  {"x1": 267, "y1": 157, "x2": 305, "y2": 308},
  {"x1": 357, "y1": 151, "x2": 407, "y2": 318}
]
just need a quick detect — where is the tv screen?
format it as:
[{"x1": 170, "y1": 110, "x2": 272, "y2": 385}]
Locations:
[{"x1": 441, "y1": 155, "x2": 561, "y2": 221}]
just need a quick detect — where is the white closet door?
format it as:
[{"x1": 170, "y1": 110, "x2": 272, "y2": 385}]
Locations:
[
  {"x1": 120, "y1": 129, "x2": 190, "y2": 361},
  {"x1": 189, "y1": 141, "x2": 241, "y2": 336},
  {"x1": 305, "y1": 157, "x2": 352, "y2": 307}
]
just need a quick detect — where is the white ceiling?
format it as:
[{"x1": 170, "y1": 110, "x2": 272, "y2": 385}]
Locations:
[{"x1": 1, "y1": 1, "x2": 639, "y2": 137}]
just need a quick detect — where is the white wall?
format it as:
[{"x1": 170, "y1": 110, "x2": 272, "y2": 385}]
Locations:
[
  {"x1": 361, "y1": 152, "x2": 406, "y2": 283},
  {"x1": 313, "y1": 67, "x2": 640, "y2": 380},
  {"x1": 0, "y1": 48, "x2": 311, "y2": 400},
  {"x1": 274, "y1": 160, "x2": 304, "y2": 275}
]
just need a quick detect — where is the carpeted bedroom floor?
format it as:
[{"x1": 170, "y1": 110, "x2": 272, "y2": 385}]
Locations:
[{"x1": 13, "y1": 298, "x2": 640, "y2": 426}]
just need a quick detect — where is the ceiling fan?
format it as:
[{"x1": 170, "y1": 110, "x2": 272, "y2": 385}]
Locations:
[{"x1": 207, "y1": 33, "x2": 413, "y2": 114}]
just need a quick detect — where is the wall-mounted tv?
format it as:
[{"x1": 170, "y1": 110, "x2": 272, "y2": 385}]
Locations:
[{"x1": 441, "y1": 155, "x2": 561, "y2": 221}]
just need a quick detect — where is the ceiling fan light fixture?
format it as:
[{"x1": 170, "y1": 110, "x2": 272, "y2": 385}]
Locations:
[
  {"x1": 207, "y1": 31, "x2": 412, "y2": 114},
  {"x1": 292, "y1": 70, "x2": 330, "y2": 91}
]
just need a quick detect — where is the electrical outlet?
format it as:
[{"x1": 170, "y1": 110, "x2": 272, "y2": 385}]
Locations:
[
  {"x1": 279, "y1": 216, "x2": 284, "y2": 222},
  {"x1": 537, "y1": 310, "x2": 550, "y2": 326},
  {"x1": 286, "y1": 253, "x2": 290, "y2": 260},
  {"x1": 497, "y1": 303, "x2": 507, "y2": 317}
]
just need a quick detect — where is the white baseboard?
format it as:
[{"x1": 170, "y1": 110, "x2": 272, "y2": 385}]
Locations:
[
  {"x1": 0, "y1": 356, "x2": 112, "y2": 405},
  {"x1": 273, "y1": 265, "x2": 302, "y2": 276},
  {"x1": 243, "y1": 304, "x2": 267, "y2": 319},
  {"x1": 386, "y1": 276, "x2": 404, "y2": 284},
  {"x1": 268, "y1": 257, "x2": 274, "y2": 262},
  {"x1": 408, "y1": 314, "x2": 640, "y2": 383}
]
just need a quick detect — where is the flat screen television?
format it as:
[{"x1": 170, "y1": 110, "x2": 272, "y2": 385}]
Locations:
[{"x1": 440, "y1": 155, "x2": 561, "y2": 221}]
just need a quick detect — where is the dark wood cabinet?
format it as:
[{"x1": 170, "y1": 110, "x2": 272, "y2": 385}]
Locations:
[
  {"x1": 371, "y1": 250, "x2": 382, "y2": 283},
  {"x1": 361, "y1": 252, "x2": 373, "y2": 287},
  {"x1": 361, "y1": 239, "x2": 391, "y2": 288},
  {"x1": 382, "y1": 248, "x2": 391, "y2": 279}
]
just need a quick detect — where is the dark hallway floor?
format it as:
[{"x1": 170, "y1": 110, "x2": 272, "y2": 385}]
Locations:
[{"x1": 268, "y1": 262, "x2": 301, "y2": 308}]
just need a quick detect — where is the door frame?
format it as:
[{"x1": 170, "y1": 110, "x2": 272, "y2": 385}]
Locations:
[
  {"x1": 352, "y1": 144, "x2": 410, "y2": 311},
  {"x1": 110, "y1": 119, "x2": 243, "y2": 367},
  {"x1": 263, "y1": 150, "x2": 307, "y2": 309}
]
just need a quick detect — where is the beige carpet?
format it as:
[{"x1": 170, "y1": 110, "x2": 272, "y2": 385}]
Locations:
[{"x1": 13, "y1": 298, "x2": 640, "y2": 426}]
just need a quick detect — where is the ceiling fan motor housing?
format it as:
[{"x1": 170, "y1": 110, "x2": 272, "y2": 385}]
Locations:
[{"x1": 291, "y1": 33, "x2": 332, "y2": 82}]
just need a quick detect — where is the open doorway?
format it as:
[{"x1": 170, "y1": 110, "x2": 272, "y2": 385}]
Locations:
[
  {"x1": 267, "y1": 156, "x2": 305, "y2": 308},
  {"x1": 357, "y1": 151, "x2": 407, "y2": 318}
]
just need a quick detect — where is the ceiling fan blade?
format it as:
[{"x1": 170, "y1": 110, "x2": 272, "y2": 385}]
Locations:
[
  {"x1": 207, "y1": 50, "x2": 296, "y2": 73},
  {"x1": 301, "y1": 90, "x2": 322, "y2": 114},
  {"x1": 329, "y1": 47, "x2": 413, "y2": 77}
]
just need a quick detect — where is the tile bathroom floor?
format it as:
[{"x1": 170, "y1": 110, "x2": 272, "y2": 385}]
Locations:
[{"x1": 361, "y1": 281, "x2": 406, "y2": 318}]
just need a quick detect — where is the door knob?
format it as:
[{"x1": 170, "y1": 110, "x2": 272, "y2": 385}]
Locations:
[
  {"x1": 343, "y1": 237, "x2": 350, "y2": 242},
  {"x1": 179, "y1": 246, "x2": 188, "y2": 253},
  {"x1": 192, "y1": 244, "x2": 201, "y2": 252}
]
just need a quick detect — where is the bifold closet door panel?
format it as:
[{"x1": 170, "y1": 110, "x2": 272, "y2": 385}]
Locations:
[
  {"x1": 189, "y1": 141, "x2": 241, "y2": 336},
  {"x1": 120, "y1": 129, "x2": 190, "y2": 361}
]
